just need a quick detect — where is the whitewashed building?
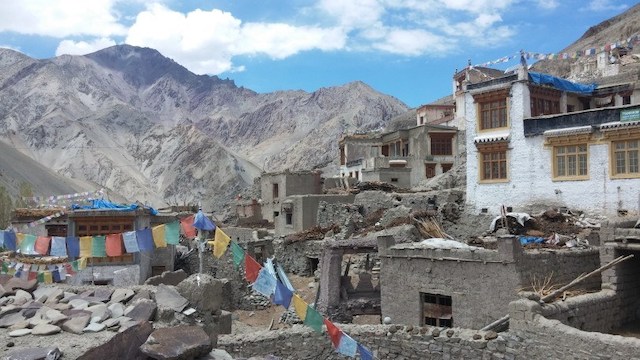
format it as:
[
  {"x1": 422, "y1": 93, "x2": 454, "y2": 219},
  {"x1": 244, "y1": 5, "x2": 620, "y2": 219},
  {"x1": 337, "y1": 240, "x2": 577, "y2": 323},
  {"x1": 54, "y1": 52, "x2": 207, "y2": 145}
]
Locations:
[{"x1": 461, "y1": 64, "x2": 640, "y2": 216}]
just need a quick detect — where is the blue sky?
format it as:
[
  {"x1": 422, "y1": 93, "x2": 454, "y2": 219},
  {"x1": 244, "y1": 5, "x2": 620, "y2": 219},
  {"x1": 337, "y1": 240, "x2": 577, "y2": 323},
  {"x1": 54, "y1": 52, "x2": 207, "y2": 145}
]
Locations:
[{"x1": 0, "y1": 0, "x2": 635, "y2": 108}]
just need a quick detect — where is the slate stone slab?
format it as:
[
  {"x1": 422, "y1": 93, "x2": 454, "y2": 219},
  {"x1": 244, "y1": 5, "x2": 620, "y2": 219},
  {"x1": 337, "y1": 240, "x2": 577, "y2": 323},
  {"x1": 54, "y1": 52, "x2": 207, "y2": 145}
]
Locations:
[
  {"x1": 145, "y1": 270, "x2": 188, "y2": 286},
  {"x1": 31, "y1": 323, "x2": 62, "y2": 335},
  {"x1": 61, "y1": 314, "x2": 91, "y2": 334},
  {"x1": 110, "y1": 288, "x2": 134, "y2": 304},
  {"x1": 4, "y1": 278, "x2": 38, "y2": 293},
  {"x1": 0, "y1": 312, "x2": 26, "y2": 328},
  {"x1": 177, "y1": 274, "x2": 223, "y2": 313},
  {"x1": 77, "y1": 321, "x2": 153, "y2": 360},
  {"x1": 4, "y1": 347, "x2": 63, "y2": 360},
  {"x1": 108, "y1": 303, "x2": 125, "y2": 318},
  {"x1": 140, "y1": 325, "x2": 212, "y2": 360},
  {"x1": 155, "y1": 284, "x2": 188, "y2": 312},
  {"x1": 84, "y1": 322, "x2": 106, "y2": 332},
  {"x1": 124, "y1": 299, "x2": 157, "y2": 321},
  {"x1": 9, "y1": 328, "x2": 32, "y2": 337}
]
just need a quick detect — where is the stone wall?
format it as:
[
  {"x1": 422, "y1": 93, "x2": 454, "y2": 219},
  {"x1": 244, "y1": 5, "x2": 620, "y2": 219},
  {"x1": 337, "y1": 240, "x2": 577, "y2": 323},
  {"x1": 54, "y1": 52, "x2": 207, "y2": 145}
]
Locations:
[
  {"x1": 273, "y1": 239, "x2": 325, "y2": 276},
  {"x1": 354, "y1": 189, "x2": 464, "y2": 216},
  {"x1": 518, "y1": 248, "x2": 602, "y2": 291}
]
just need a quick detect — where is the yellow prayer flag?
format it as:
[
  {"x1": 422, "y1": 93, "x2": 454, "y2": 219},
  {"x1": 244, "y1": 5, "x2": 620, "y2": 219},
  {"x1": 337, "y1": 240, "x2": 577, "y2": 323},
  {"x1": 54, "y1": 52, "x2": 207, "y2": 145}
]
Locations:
[
  {"x1": 79, "y1": 257, "x2": 88, "y2": 270},
  {"x1": 16, "y1": 233, "x2": 25, "y2": 246},
  {"x1": 79, "y1": 236, "x2": 92, "y2": 258},
  {"x1": 44, "y1": 271, "x2": 53, "y2": 284},
  {"x1": 152, "y1": 225, "x2": 167, "y2": 248},
  {"x1": 212, "y1": 228, "x2": 231, "y2": 258},
  {"x1": 292, "y1": 294, "x2": 308, "y2": 321}
]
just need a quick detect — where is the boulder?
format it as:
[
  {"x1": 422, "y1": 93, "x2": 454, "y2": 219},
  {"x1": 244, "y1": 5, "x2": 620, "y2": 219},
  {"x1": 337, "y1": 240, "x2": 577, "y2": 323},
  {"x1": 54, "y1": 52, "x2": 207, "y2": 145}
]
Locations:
[
  {"x1": 145, "y1": 270, "x2": 188, "y2": 286},
  {"x1": 69, "y1": 298, "x2": 89, "y2": 310},
  {"x1": 61, "y1": 314, "x2": 91, "y2": 334},
  {"x1": 110, "y1": 288, "x2": 134, "y2": 304},
  {"x1": 177, "y1": 274, "x2": 223, "y2": 313},
  {"x1": 77, "y1": 321, "x2": 153, "y2": 360},
  {"x1": 215, "y1": 310, "x2": 233, "y2": 335},
  {"x1": 0, "y1": 312, "x2": 26, "y2": 328},
  {"x1": 4, "y1": 347, "x2": 62, "y2": 360},
  {"x1": 140, "y1": 325, "x2": 212, "y2": 360},
  {"x1": 154, "y1": 285, "x2": 189, "y2": 312},
  {"x1": 124, "y1": 299, "x2": 157, "y2": 321},
  {"x1": 86, "y1": 304, "x2": 110, "y2": 322},
  {"x1": 31, "y1": 323, "x2": 62, "y2": 335},
  {"x1": 4, "y1": 278, "x2": 38, "y2": 293}
]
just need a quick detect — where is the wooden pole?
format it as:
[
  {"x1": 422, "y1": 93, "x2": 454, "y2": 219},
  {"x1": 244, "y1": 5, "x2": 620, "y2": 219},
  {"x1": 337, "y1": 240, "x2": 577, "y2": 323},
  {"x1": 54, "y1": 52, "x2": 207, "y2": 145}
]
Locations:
[{"x1": 480, "y1": 254, "x2": 634, "y2": 332}]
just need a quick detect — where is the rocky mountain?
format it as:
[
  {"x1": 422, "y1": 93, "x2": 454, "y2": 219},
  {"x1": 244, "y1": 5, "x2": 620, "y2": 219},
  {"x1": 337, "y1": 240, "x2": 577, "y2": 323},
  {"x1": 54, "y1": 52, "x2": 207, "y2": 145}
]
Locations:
[
  {"x1": 532, "y1": 3, "x2": 640, "y2": 80},
  {"x1": 0, "y1": 45, "x2": 407, "y2": 211}
]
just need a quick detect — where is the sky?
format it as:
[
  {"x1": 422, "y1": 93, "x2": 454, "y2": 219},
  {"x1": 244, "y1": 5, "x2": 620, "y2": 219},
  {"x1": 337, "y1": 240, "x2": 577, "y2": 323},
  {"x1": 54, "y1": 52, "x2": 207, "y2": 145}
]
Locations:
[{"x1": 0, "y1": 0, "x2": 635, "y2": 108}]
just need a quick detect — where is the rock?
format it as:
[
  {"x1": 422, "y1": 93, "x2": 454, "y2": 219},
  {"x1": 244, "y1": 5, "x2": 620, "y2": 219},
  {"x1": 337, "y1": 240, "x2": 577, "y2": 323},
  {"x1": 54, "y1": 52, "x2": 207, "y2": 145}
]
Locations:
[
  {"x1": 379, "y1": 205, "x2": 412, "y2": 227},
  {"x1": 60, "y1": 292, "x2": 77, "y2": 303},
  {"x1": 4, "y1": 278, "x2": 38, "y2": 293},
  {"x1": 130, "y1": 289, "x2": 150, "y2": 303},
  {"x1": 84, "y1": 322, "x2": 106, "y2": 332},
  {"x1": 102, "y1": 318, "x2": 121, "y2": 329},
  {"x1": 182, "y1": 308, "x2": 196, "y2": 316},
  {"x1": 473, "y1": 333, "x2": 482, "y2": 340},
  {"x1": 205, "y1": 349, "x2": 234, "y2": 360},
  {"x1": 49, "y1": 303, "x2": 71, "y2": 311},
  {"x1": 140, "y1": 325, "x2": 213, "y2": 360},
  {"x1": 28, "y1": 313, "x2": 51, "y2": 327},
  {"x1": 32, "y1": 286, "x2": 57, "y2": 300},
  {"x1": 432, "y1": 328, "x2": 441, "y2": 337},
  {"x1": 155, "y1": 284, "x2": 189, "y2": 312},
  {"x1": 0, "y1": 284, "x2": 6, "y2": 298},
  {"x1": 216, "y1": 310, "x2": 232, "y2": 335},
  {"x1": 45, "y1": 309, "x2": 68, "y2": 324},
  {"x1": 9, "y1": 320, "x2": 30, "y2": 330},
  {"x1": 31, "y1": 323, "x2": 62, "y2": 335},
  {"x1": 108, "y1": 303, "x2": 125, "y2": 318},
  {"x1": 177, "y1": 274, "x2": 223, "y2": 313},
  {"x1": 86, "y1": 304, "x2": 110, "y2": 322},
  {"x1": 69, "y1": 298, "x2": 89, "y2": 310},
  {"x1": 92, "y1": 288, "x2": 114, "y2": 303},
  {"x1": 4, "y1": 347, "x2": 62, "y2": 360},
  {"x1": 110, "y1": 288, "x2": 135, "y2": 304},
  {"x1": 61, "y1": 314, "x2": 91, "y2": 334},
  {"x1": 77, "y1": 321, "x2": 152, "y2": 360},
  {"x1": 9, "y1": 328, "x2": 32, "y2": 337},
  {"x1": 145, "y1": 270, "x2": 188, "y2": 286},
  {"x1": 44, "y1": 288, "x2": 64, "y2": 305},
  {"x1": 0, "y1": 312, "x2": 26, "y2": 328},
  {"x1": 484, "y1": 331, "x2": 498, "y2": 340},
  {"x1": 15, "y1": 289, "x2": 33, "y2": 302},
  {"x1": 124, "y1": 299, "x2": 157, "y2": 321}
]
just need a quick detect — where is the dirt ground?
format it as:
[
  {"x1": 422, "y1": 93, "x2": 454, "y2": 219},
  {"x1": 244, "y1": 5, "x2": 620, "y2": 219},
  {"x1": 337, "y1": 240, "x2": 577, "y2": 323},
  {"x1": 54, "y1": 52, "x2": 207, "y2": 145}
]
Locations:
[{"x1": 230, "y1": 274, "x2": 379, "y2": 335}]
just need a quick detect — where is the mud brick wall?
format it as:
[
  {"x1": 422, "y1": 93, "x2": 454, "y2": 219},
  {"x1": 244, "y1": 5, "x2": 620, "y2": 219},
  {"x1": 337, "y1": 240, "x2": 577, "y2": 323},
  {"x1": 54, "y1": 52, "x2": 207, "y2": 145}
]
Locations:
[{"x1": 517, "y1": 248, "x2": 602, "y2": 291}]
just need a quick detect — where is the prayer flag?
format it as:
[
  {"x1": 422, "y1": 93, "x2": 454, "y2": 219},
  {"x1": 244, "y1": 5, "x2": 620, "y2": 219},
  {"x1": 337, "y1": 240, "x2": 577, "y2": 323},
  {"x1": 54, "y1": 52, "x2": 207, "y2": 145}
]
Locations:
[
  {"x1": 20, "y1": 234, "x2": 37, "y2": 255},
  {"x1": 28, "y1": 270, "x2": 37, "y2": 281},
  {"x1": 50, "y1": 236, "x2": 67, "y2": 257},
  {"x1": 136, "y1": 229, "x2": 154, "y2": 252},
  {"x1": 292, "y1": 294, "x2": 308, "y2": 321},
  {"x1": 44, "y1": 271, "x2": 53, "y2": 284},
  {"x1": 71, "y1": 260, "x2": 79, "y2": 272},
  {"x1": 1, "y1": 261, "x2": 8, "y2": 273},
  {"x1": 34, "y1": 236, "x2": 51, "y2": 255},
  {"x1": 105, "y1": 233, "x2": 124, "y2": 257},
  {"x1": 79, "y1": 257, "x2": 88, "y2": 270},
  {"x1": 304, "y1": 306, "x2": 324, "y2": 333},
  {"x1": 91, "y1": 235, "x2": 107, "y2": 257},
  {"x1": 358, "y1": 344, "x2": 373, "y2": 360},
  {"x1": 64, "y1": 263, "x2": 75, "y2": 275},
  {"x1": 52, "y1": 269, "x2": 61, "y2": 282},
  {"x1": 245, "y1": 255, "x2": 261, "y2": 283},
  {"x1": 3, "y1": 230, "x2": 16, "y2": 251},
  {"x1": 337, "y1": 333, "x2": 358, "y2": 357},
  {"x1": 212, "y1": 228, "x2": 231, "y2": 258},
  {"x1": 180, "y1": 215, "x2": 197, "y2": 238},
  {"x1": 252, "y1": 268, "x2": 277, "y2": 297},
  {"x1": 164, "y1": 221, "x2": 180, "y2": 245},
  {"x1": 0, "y1": 230, "x2": 4, "y2": 248},
  {"x1": 324, "y1": 319, "x2": 342, "y2": 348},
  {"x1": 152, "y1": 225, "x2": 167, "y2": 248},
  {"x1": 276, "y1": 264, "x2": 295, "y2": 292},
  {"x1": 37, "y1": 272, "x2": 45, "y2": 283},
  {"x1": 230, "y1": 241, "x2": 245, "y2": 269},
  {"x1": 16, "y1": 232, "x2": 25, "y2": 246},
  {"x1": 66, "y1": 236, "x2": 80, "y2": 258},
  {"x1": 123, "y1": 231, "x2": 140, "y2": 253},
  {"x1": 58, "y1": 265, "x2": 66, "y2": 279},
  {"x1": 273, "y1": 281, "x2": 293, "y2": 308},
  {"x1": 79, "y1": 236, "x2": 92, "y2": 258}
]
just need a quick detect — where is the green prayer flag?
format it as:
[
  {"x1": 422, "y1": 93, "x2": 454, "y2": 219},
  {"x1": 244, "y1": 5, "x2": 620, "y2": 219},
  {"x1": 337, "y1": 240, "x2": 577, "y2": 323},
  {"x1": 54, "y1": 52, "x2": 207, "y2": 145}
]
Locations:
[
  {"x1": 20, "y1": 234, "x2": 37, "y2": 254},
  {"x1": 91, "y1": 235, "x2": 107, "y2": 257},
  {"x1": 230, "y1": 241, "x2": 245, "y2": 269},
  {"x1": 37, "y1": 272, "x2": 45, "y2": 283},
  {"x1": 1, "y1": 261, "x2": 7, "y2": 273},
  {"x1": 304, "y1": 306, "x2": 324, "y2": 333},
  {"x1": 71, "y1": 260, "x2": 79, "y2": 271},
  {"x1": 164, "y1": 221, "x2": 180, "y2": 245}
]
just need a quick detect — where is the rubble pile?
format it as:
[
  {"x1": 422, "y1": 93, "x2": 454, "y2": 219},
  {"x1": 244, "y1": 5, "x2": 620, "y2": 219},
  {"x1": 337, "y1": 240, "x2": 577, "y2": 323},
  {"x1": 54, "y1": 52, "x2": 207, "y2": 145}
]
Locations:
[
  {"x1": 352, "y1": 181, "x2": 400, "y2": 193},
  {"x1": 0, "y1": 272, "x2": 234, "y2": 359},
  {"x1": 284, "y1": 224, "x2": 340, "y2": 243}
]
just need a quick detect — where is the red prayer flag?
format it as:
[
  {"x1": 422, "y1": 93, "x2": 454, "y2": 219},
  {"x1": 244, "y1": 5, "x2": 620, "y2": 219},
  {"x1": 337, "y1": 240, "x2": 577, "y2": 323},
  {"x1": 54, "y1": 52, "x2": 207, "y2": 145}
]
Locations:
[
  {"x1": 324, "y1": 319, "x2": 342, "y2": 348},
  {"x1": 180, "y1": 215, "x2": 197, "y2": 238},
  {"x1": 105, "y1": 233, "x2": 124, "y2": 257},
  {"x1": 245, "y1": 255, "x2": 261, "y2": 283},
  {"x1": 28, "y1": 271, "x2": 37, "y2": 281},
  {"x1": 34, "y1": 236, "x2": 51, "y2": 255},
  {"x1": 64, "y1": 263, "x2": 75, "y2": 275}
]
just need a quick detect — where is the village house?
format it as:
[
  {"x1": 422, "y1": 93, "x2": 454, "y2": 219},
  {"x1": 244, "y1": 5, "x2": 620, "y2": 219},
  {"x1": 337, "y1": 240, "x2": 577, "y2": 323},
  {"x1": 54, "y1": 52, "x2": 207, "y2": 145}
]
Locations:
[
  {"x1": 458, "y1": 62, "x2": 640, "y2": 216},
  {"x1": 259, "y1": 171, "x2": 322, "y2": 224},
  {"x1": 338, "y1": 124, "x2": 459, "y2": 188},
  {"x1": 415, "y1": 97, "x2": 455, "y2": 127}
]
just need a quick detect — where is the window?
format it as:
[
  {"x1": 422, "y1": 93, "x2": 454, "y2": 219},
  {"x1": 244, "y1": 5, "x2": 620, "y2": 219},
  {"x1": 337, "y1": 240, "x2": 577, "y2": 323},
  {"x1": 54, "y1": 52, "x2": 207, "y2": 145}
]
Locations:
[
  {"x1": 622, "y1": 95, "x2": 631, "y2": 105},
  {"x1": 285, "y1": 212, "x2": 293, "y2": 225},
  {"x1": 272, "y1": 183, "x2": 279, "y2": 198},
  {"x1": 612, "y1": 139, "x2": 639, "y2": 177},
  {"x1": 554, "y1": 144, "x2": 588, "y2": 179},
  {"x1": 75, "y1": 218, "x2": 135, "y2": 265},
  {"x1": 420, "y1": 116, "x2": 424, "y2": 125},
  {"x1": 441, "y1": 163, "x2": 453, "y2": 173},
  {"x1": 425, "y1": 163, "x2": 436, "y2": 178},
  {"x1": 480, "y1": 151, "x2": 507, "y2": 181},
  {"x1": 390, "y1": 178, "x2": 399, "y2": 183},
  {"x1": 430, "y1": 134, "x2": 453, "y2": 155},
  {"x1": 421, "y1": 293, "x2": 452, "y2": 328},
  {"x1": 479, "y1": 99, "x2": 507, "y2": 130},
  {"x1": 531, "y1": 97, "x2": 560, "y2": 117}
]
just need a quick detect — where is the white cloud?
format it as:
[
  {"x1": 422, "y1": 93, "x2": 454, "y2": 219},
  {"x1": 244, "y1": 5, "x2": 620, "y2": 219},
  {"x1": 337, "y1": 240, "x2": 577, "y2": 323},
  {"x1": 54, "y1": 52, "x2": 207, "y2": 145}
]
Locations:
[
  {"x1": 56, "y1": 38, "x2": 117, "y2": 56},
  {"x1": 585, "y1": 0, "x2": 628, "y2": 11},
  {"x1": 125, "y1": 4, "x2": 346, "y2": 74},
  {"x1": 0, "y1": 0, "x2": 126, "y2": 37},
  {"x1": 372, "y1": 28, "x2": 452, "y2": 55},
  {"x1": 317, "y1": 0, "x2": 385, "y2": 29},
  {"x1": 537, "y1": 0, "x2": 559, "y2": 9}
]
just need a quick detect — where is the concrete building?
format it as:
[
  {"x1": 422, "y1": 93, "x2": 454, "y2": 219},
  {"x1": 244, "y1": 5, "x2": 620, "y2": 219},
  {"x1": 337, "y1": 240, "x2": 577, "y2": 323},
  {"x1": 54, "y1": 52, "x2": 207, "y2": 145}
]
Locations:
[
  {"x1": 260, "y1": 171, "x2": 322, "y2": 224},
  {"x1": 378, "y1": 235, "x2": 600, "y2": 330},
  {"x1": 459, "y1": 63, "x2": 640, "y2": 216},
  {"x1": 338, "y1": 124, "x2": 459, "y2": 188},
  {"x1": 275, "y1": 194, "x2": 355, "y2": 236},
  {"x1": 416, "y1": 99, "x2": 455, "y2": 127}
]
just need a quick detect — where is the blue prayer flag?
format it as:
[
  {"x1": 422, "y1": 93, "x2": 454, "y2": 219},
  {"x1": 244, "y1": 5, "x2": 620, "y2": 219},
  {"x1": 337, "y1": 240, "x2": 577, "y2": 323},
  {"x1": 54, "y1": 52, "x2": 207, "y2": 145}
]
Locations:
[
  {"x1": 273, "y1": 281, "x2": 293, "y2": 308},
  {"x1": 123, "y1": 231, "x2": 140, "y2": 253},
  {"x1": 136, "y1": 229, "x2": 154, "y2": 252},
  {"x1": 252, "y1": 267, "x2": 277, "y2": 297},
  {"x1": 3, "y1": 230, "x2": 17, "y2": 251},
  {"x1": 337, "y1": 334, "x2": 358, "y2": 357},
  {"x1": 358, "y1": 344, "x2": 373, "y2": 360},
  {"x1": 66, "y1": 236, "x2": 80, "y2": 258},
  {"x1": 50, "y1": 236, "x2": 67, "y2": 257}
]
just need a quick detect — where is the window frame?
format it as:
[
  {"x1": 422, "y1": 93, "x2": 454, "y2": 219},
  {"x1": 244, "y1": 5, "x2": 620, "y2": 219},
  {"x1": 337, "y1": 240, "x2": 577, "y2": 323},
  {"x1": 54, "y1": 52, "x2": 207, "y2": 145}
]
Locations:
[
  {"x1": 74, "y1": 217, "x2": 136, "y2": 265},
  {"x1": 421, "y1": 292, "x2": 452, "y2": 328},
  {"x1": 476, "y1": 141, "x2": 509, "y2": 183},
  {"x1": 474, "y1": 89, "x2": 510, "y2": 132},
  {"x1": 610, "y1": 138, "x2": 640, "y2": 179},
  {"x1": 430, "y1": 133, "x2": 454, "y2": 156},
  {"x1": 552, "y1": 143, "x2": 590, "y2": 181}
]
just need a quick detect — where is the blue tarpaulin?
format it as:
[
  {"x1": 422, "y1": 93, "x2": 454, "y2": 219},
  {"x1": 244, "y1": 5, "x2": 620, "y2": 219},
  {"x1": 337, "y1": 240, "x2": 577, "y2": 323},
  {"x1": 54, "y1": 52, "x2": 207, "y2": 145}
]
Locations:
[
  {"x1": 528, "y1": 72, "x2": 596, "y2": 95},
  {"x1": 519, "y1": 236, "x2": 545, "y2": 245},
  {"x1": 193, "y1": 209, "x2": 216, "y2": 231},
  {"x1": 72, "y1": 199, "x2": 158, "y2": 215}
]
